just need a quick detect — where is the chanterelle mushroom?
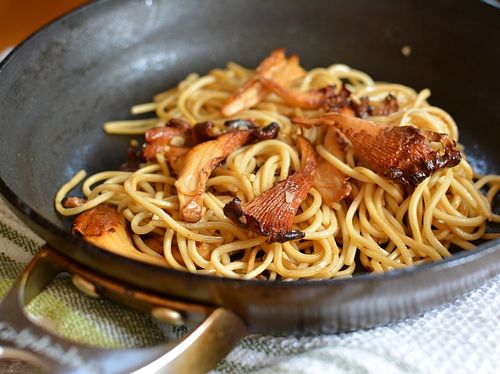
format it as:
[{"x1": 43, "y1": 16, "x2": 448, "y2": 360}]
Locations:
[
  {"x1": 142, "y1": 118, "x2": 193, "y2": 162},
  {"x1": 292, "y1": 112, "x2": 462, "y2": 186},
  {"x1": 72, "y1": 204, "x2": 166, "y2": 266},
  {"x1": 175, "y1": 122, "x2": 280, "y2": 223},
  {"x1": 258, "y1": 80, "x2": 352, "y2": 111},
  {"x1": 220, "y1": 48, "x2": 305, "y2": 117},
  {"x1": 223, "y1": 136, "x2": 318, "y2": 243},
  {"x1": 314, "y1": 127, "x2": 352, "y2": 206},
  {"x1": 258, "y1": 78, "x2": 400, "y2": 118}
]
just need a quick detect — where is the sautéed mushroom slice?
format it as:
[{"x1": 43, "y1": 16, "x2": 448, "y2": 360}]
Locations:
[
  {"x1": 223, "y1": 136, "x2": 318, "y2": 243},
  {"x1": 72, "y1": 204, "x2": 166, "y2": 266},
  {"x1": 221, "y1": 48, "x2": 305, "y2": 116},
  {"x1": 313, "y1": 127, "x2": 352, "y2": 206},
  {"x1": 292, "y1": 112, "x2": 461, "y2": 186}
]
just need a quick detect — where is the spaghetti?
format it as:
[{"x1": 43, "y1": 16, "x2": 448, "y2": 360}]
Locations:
[{"x1": 55, "y1": 50, "x2": 500, "y2": 280}]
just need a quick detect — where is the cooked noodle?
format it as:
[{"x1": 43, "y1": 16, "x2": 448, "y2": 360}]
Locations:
[{"x1": 55, "y1": 57, "x2": 500, "y2": 280}]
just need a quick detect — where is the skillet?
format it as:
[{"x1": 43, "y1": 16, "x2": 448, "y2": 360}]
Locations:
[{"x1": 0, "y1": 0, "x2": 499, "y2": 372}]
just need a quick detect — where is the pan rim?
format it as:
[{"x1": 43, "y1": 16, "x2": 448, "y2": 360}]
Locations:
[{"x1": 0, "y1": 0, "x2": 498, "y2": 290}]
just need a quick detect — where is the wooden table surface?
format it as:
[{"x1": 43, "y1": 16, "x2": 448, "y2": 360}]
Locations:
[{"x1": 0, "y1": 0, "x2": 88, "y2": 53}]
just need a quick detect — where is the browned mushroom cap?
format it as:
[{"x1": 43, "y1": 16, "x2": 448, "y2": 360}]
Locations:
[
  {"x1": 192, "y1": 121, "x2": 220, "y2": 142},
  {"x1": 375, "y1": 94, "x2": 399, "y2": 116},
  {"x1": 142, "y1": 118, "x2": 192, "y2": 161},
  {"x1": 314, "y1": 127, "x2": 352, "y2": 206},
  {"x1": 351, "y1": 94, "x2": 399, "y2": 119},
  {"x1": 292, "y1": 113, "x2": 462, "y2": 186},
  {"x1": 223, "y1": 136, "x2": 318, "y2": 243},
  {"x1": 175, "y1": 130, "x2": 255, "y2": 223},
  {"x1": 73, "y1": 204, "x2": 122, "y2": 237},
  {"x1": 62, "y1": 196, "x2": 87, "y2": 208},
  {"x1": 351, "y1": 96, "x2": 373, "y2": 119},
  {"x1": 72, "y1": 204, "x2": 166, "y2": 266},
  {"x1": 225, "y1": 119, "x2": 280, "y2": 140},
  {"x1": 220, "y1": 48, "x2": 305, "y2": 117}
]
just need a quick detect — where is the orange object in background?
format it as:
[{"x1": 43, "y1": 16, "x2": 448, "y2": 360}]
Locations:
[{"x1": 0, "y1": 0, "x2": 88, "y2": 52}]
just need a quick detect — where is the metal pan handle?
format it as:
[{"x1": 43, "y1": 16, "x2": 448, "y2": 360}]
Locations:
[{"x1": 0, "y1": 246, "x2": 247, "y2": 373}]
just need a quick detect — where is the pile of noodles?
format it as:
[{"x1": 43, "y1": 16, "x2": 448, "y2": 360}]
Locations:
[{"x1": 55, "y1": 60, "x2": 500, "y2": 280}]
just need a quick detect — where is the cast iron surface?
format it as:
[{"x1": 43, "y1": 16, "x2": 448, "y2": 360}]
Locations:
[{"x1": 0, "y1": 0, "x2": 499, "y2": 334}]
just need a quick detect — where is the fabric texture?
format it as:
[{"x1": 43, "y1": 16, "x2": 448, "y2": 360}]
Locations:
[{"x1": 0, "y1": 197, "x2": 499, "y2": 373}]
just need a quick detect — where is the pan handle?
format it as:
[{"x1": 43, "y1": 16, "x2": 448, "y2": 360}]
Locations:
[{"x1": 0, "y1": 246, "x2": 247, "y2": 373}]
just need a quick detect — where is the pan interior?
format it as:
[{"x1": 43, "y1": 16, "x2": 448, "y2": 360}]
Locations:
[{"x1": 0, "y1": 0, "x2": 498, "y2": 255}]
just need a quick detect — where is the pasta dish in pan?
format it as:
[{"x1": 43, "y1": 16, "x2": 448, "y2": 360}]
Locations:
[{"x1": 55, "y1": 49, "x2": 500, "y2": 280}]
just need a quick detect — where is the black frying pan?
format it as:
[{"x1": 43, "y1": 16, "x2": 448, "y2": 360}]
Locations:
[{"x1": 0, "y1": 0, "x2": 499, "y2": 372}]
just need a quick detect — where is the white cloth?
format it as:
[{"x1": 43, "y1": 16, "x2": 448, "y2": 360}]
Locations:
[{"x1": 215, "y1": 276, "x2": 499, "y2": 373}]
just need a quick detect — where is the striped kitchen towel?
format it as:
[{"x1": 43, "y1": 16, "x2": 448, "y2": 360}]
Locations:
[{"x1": 0, "y1": 197, "x2": 499, "y2": 373}]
